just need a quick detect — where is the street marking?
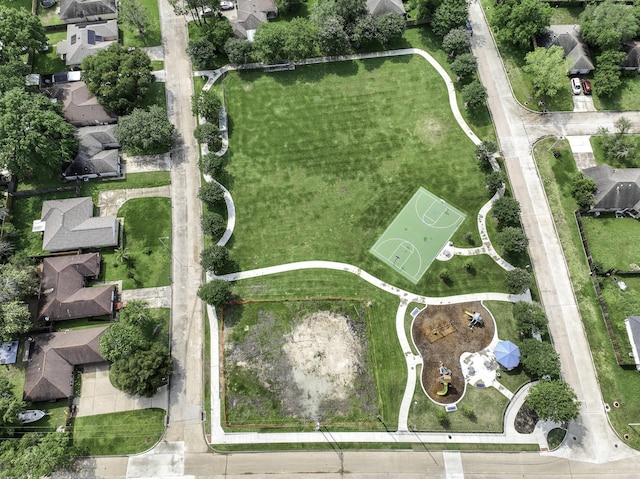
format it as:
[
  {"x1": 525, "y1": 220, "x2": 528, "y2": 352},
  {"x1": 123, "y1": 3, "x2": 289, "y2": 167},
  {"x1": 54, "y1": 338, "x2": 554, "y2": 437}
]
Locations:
[{"x1": 443, "y1": 451, "x2": 464, "y2": 479}]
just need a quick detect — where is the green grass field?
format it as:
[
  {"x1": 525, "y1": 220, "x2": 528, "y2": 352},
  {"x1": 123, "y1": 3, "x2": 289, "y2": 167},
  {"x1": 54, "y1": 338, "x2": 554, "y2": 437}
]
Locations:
[
  {"x1": 591, "y1": 135, "x2": 640, "y2": 168},
  {"x1": 101, "y1": 197, "x2": 172, "y2": 290},
  {"x1": 32, "y1": 31, "x2": 68, "y2": 74},
  {"x1": 534, "y1": 137, "x2": 640, "y2": 450},
  {"x1": 371, "y1": 187, "x2": 465, "y2": 283},
  {"x1": 73, "y1": 408, "x2": 165, "y2": 455},
  {"x1": 224, "y1": 55, "x2": 507, "y2": 295},
  {"x1": 581, "y1": 215, "x2": 640, "y2": 270},
  {"x1": 120, "y1": 0, "x2": 162, "y2": 47}
]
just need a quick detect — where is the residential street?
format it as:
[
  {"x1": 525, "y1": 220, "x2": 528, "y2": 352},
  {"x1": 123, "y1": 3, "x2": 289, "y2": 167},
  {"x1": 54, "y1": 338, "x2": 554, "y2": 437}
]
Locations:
[{"x1": 69, "y1": 1, "x2": 640, "y2": 477}]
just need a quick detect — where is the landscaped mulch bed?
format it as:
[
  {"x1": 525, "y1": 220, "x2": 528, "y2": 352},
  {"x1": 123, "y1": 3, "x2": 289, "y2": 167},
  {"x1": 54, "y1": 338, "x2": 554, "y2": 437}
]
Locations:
[{"x1": 412, "y1": 301, "x2": 494, "y2": 404}]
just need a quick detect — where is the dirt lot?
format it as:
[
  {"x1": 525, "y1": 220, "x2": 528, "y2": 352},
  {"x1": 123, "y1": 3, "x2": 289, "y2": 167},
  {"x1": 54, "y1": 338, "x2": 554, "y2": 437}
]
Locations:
[
  {"x1": 412, "y1": 302, "x2": 494, "y2": 404},
  {"x1": 223, "y1": 302, "x2": 376, "y2": 424}
]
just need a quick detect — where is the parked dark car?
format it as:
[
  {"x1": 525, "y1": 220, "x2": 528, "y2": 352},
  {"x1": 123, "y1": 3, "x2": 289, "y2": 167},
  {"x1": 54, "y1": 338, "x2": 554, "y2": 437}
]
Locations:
[{"x1": 581, "y1": 78, "x2": 592, "y2": 95}]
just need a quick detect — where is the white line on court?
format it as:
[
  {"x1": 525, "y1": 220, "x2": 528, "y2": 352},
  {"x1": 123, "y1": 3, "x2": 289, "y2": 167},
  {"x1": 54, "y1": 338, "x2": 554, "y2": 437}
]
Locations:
[{"x1": 443, "y1": 451, "x2": 465, "y2": 479}]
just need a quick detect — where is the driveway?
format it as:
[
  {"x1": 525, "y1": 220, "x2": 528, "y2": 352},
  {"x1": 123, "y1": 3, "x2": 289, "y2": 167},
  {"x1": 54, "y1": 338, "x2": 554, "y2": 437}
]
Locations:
[
  {"x1": 97, "y1": 185, "x2": 171, "y2": 216},
  {"x1": 74, "y1": 364, "x2": 168, "y2": 417}
]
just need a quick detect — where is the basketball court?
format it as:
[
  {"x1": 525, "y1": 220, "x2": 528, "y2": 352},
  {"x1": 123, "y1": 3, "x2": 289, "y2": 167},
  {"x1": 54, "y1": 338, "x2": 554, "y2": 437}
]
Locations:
[{"x1": 370, "y1": 187, "x2": 465, "y2": 283}]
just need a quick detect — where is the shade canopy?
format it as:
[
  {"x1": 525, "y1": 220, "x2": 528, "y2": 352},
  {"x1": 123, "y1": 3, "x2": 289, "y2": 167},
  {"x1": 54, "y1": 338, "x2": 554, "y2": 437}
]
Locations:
[{"x1": 494, "y1": 340, "x2": 520, "y2": 369}]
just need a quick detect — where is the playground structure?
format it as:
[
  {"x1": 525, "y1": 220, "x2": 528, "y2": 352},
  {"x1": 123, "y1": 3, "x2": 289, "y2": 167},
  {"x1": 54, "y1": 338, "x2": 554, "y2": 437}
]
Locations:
[
  {"x1": 465, "y1": 310, "x2": 484, "y2": 329},
  {"x1": 436, "y1": 362, "x2": 452, "y2": 396}
]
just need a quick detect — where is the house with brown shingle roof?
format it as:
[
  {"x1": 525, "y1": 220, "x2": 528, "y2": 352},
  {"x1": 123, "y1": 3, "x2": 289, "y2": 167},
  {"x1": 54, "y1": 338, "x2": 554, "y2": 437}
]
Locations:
[
  {"x1": 24, "y1": 326, "x2": 108, "y2": 402},
  {"x1": 50, "y1": 81, "x2": 117, "y2": 127},
  {"x1": 37, "y1": 197, "x2": 119, "y2": 252},
  {"x1": 38, "y1": 253, "x2": 115, "y2": 322}
]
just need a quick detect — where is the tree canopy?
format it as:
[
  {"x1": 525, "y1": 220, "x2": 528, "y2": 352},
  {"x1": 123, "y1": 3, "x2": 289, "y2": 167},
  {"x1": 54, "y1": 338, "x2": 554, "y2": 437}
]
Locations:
[
  {"x1": 225, "y1": 38, "x2": 255, "y2": 64},
  {"x1": 523, "y1": 46, "x2": 570, "y2": 99},
  {"x1": 492, "y1": 196, "x2": 521, "y2": 227},
  {"x1": 82, "y1": 44, "x2": 154, "y2": 115},
  {"x1": 461, "y1": 80, "x2": 487, "y2": 110},
  {"x1": 0, "y1": 376, "x2": 25, "y2": 438},
  {"x1": 580, "y1": 0, "x2": 640, "y2": 50},
  {"x1": 442, "y1": 27, "x2": 471, "y2": 57},
  {"x1": 192, "y1": 92, "x2": 222, "y2": 123},
  {"x1": 0, "y1": 6, "x2": 47, "y2": 64},
  {"x1": 0, "y1": 261, "x2": 38, "y2": 303},
  {"x1": 198, "y1": 279, "x2": 231, "y2": 306},
  {"x1": 497, "y1": 226, "x2": 529, "y2": 254},
  {"x1": 505, "y1": 267, "x2": 532, "y2": 294},
  {"x1": 493, "y1": 0, "x2": 552, "y2": 50},
  {"x1": 519, "y1": 339, "x2": 560, "y2": 379},
  {"x1": 513, "y1": 301, "x2": 548, "y2": 337},
  {"x1": 200, "y1": 244, "x2": 229, "y2": 273},
  {"x1": 526, "y1": 380, "x2": 580, "y2": 423},
  {"x1": 119, "y1": 0, "x2": 150, "y2": 34},
  {"x1": 111, "y1": 343, "x2": 173, "y2": 397},
  {"x1": 571, "y1": 174, "x2": 597, "y2": 210},
  {"x1": 0, "y1": 300, "x2": 32, "y2": 342},
  {"x1": 0, "y1": 88, "x2": 77, "y2": 177},
  {"x1": 116, "y1": 106, "x2": 174, "y2": 155},
  {"x1": 0, "y1": 432, "x2": 78, "y2": 478},
  {"x1": 450, "y1": 53, "x2": 477, "y2": 80},
  {"x1": 431, "y1": 0, "x2": 468, "y2": 37}
]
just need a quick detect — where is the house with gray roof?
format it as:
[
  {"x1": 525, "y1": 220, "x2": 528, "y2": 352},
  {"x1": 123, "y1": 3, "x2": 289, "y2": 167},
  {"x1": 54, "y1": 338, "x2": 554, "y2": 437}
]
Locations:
[
  {"x1": 367, "y1": 0, "x2": 405, "y2": 17},
  {"x1": 56, "y1": 20, "x2": 118, "y2": 67},
  {"x1": 232, "y1": 0, "x2": 277, "y2": 39},
  {"x1": 63, "y1": 125, "x2": 121, "y2": 181},
  {"x1": 625, "y1": 316, "x2": 640, "y2": 371},
  {"x1": 36, "y1": 197, "x2": 119, "y2": 252},
  {"x1": 24, "y1": 326, "x2": 108, "y2": 402},
  {"x1": 50, "y1": 81, "x2": 117, "y2": 126},
  {"x1": 537, "y1": 25, "x2": 594, "y2": 75},
  {"x1": 38, "y1": 253, "x2": 115, "y2": 322},
  {"x1": 583, "y1": 164, "x2": 640, "y2": 218},
  {"x1": 59, "y1": 0, "x2": 117, "y2": 24},
  {"x1": 622, "y1": 40, "x2": 640, "y2": 73}
]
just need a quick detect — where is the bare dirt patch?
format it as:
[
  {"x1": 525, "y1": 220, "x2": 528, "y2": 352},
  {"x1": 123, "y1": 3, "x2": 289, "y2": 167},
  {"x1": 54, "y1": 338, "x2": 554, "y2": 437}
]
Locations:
[
  {"x1": 412, "y1": 302, "x2": 494, "y2": 404},
  {"x1": 223, "y1": 301, "x2": 376, "y2": 425}
]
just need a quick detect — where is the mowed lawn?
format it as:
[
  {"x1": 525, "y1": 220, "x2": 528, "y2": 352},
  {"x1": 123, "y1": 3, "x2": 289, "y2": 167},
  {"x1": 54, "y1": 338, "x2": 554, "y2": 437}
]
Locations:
[
  {"x1": 581, "y1": 215, "x2": 640, "y2": 271},
  {"x1": 225, "y1": 56, "x2": 496, "y2": 293}
]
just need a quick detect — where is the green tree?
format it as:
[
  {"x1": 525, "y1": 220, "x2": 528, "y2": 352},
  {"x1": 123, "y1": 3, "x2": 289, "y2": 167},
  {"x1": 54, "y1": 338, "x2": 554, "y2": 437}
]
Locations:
[
  {"x1": 0, "y1": 6, "x2": 47, "y2": 63},
  {"x1": 0, "y1": 376, "x2": 25, "y2": 437},
  {"x1": 0, "y1": 262, "x2": 38, "y2": 303},
  {"x1": 461, "y1": 80, "x2": 487, "y2": 110},
  {"x1": 598, "y1": 118, "x2": 639, "y2": 167},
  {"x1": 283, "y1": 17, "x2": 319, "y2": 60},
  {"x1": 0, "y1": 432, "x2": 78, "y2": 478},
  {"x1": 409, "y1": 0, "x2": 441, "y2": 22},
  {"x1": 317, "y1": 17, "x2": 351, "y2": 55},
  {"x1": 224, "y1": 38, "x2": 255, "y2": 64},
  {"x1": 505, "y1": 267, "x2": 532, "y2": 294},
  {"x1": 513, "y1": 301, "x2": 548, "y2": 337},
  {"x1": 99, "y1": 322, "x2": 147, "y2": 362},
  {"x1": 438, "y1": 268, "x2": 451, "y2": 281},
  {"x1": 0, "y1": 300, "x2": 31, "y2": 342},
  {"x1": 253, "y1": 22, "x2": 287, "y2": 62},
  {"x1": 374, "y1": 13, "x2": 405, "y2": 47},
  {"x1": 200, "y1": 244, "x2": 229, "y2": 273},
  {"x1": 194, "y1": 122, "x2": 221, "y2": 149},
  {"x1": 275, "y1": 0, "x2": 302, "y2": 14},
  {"x1": 82, "y1": 44, "x2": 154, "y2": 115},
  {"x1": 187, "y1": 36, "x2": 218, "y2": 69},
  {"x1": 199, "y1": 151, "x2": 224, "y2": 177},
  {"x1": 523, "y1": 46, "x2": 570, "y2": 98},
  {"x1": 593, "y1": 50, "x2": 626, "y2": 97},
  {"x1": 334, "y1": 0, "x2": 368, "y2": 29},
  {"x1": 202, "y1": 211, "x2": 227, "y2": 237},
  {"x1": 351, "y1": 14, "x2": 378, "y2": 48},
  {"x1": 580, "y1": 0, "x2": 640, "y2": 50},
  {"x1": 497, "y1": 226, "x2": 528, "y2": 254},
  {"x1": 198, "y1": 279, "x2": 231, "y2": 305},
  {"x1": 442, "y1": 27, "x2": 470, "y2": 57},
  {"x1": 0, "y1": 88, "x2": 77, "y2": 177},
  {"x1": 0, "y1": 61, "x2": 30, "y2": 94},
  {"x1": 450, "y1": 52, "x2": 477, "y2": 80},
  {"x1": 192, "y1": 92, "x2": 222, "y2": 123},
  {"x1": 475, "y1": 139, "x2": 497, "y2": 170},
  {"x1": 202, "y1": 15, "x2": 234, "y2": 51},
  {"x1": 431, "y1": 0, "x2": 468, "y2": 37},
  {"x1": 526, "y1": 380, "x2": 580, "y2": 423},
  {"x1": 519, "y1": 339, "x2": 561, "y2": 379},
  {"x1": 493, "y1": 0, "x2": 552, "y2": 49},
  {"x1": 199, "y1": 181, "x2": 225, "y2": 205},
  {"x1": 111, "y1": 343, "x2": 172, "y2": 397},
  {"x1": 119, "y1": 299, "x2": 152, "y2": 328},
  {"x1": 119, "y1": 0, "x2": 150, "y2": 34},
  {"x1": 116, "y1": 106, "x2": 175, "y2": 155},
  {"x1": 486, "y1": 171, "x2": 505, "y2": 196},
  {"x1": 492, "y1": 196, "x2": 521, "y2": 227},
  {"x1": 570, "y1": 174, "x2": 597, "y2": 210}
]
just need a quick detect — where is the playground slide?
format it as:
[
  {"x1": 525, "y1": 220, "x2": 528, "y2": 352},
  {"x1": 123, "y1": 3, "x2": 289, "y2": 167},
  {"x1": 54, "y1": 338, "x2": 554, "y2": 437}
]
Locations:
[{"x1": 437, "y1": 381, "x2": 449, "y2": 396}]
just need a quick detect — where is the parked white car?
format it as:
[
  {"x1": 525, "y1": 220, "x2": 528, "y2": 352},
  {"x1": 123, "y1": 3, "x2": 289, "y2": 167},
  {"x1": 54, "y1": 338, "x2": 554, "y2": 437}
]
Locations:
[
  {"x1": 220, "y1": 1, "x2": 234, "y2": 9},
  {"x1": 570, "y1": 77, "x2": 582, "y2": 95}
]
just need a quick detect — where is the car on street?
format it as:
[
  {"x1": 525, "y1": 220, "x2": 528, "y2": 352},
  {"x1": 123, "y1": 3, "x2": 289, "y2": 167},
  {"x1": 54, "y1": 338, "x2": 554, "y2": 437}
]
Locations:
[
  {"x1": 220, "y1": 1, "x2": 234, "y2": 9},
  {"x1": 570, "y1": 77, "x2": 582, "y2": 95},
  {"x1": 581, "y1": 78, "x2": 592, "y2": 95}
]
